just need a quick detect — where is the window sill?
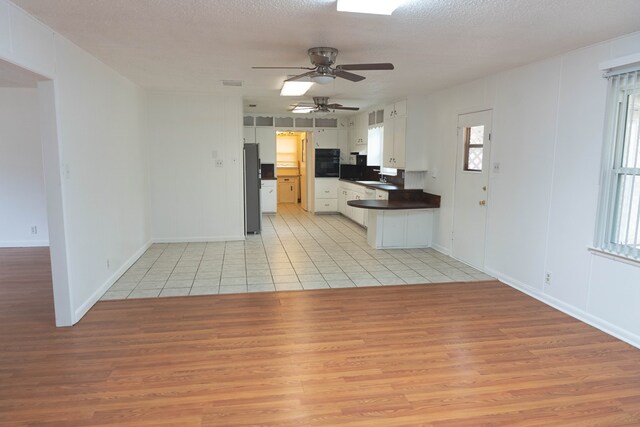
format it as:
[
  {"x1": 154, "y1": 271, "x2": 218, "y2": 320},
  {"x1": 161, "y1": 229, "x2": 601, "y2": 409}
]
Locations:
[{"x1": 588, "y1": 247, "x2": 640, "y2": 268}]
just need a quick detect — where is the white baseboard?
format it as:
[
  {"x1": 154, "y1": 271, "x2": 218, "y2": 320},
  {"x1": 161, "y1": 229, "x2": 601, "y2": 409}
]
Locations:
[
  {"x1": 74, "y1": 239, "x2": 153, "y2": 323},
  {"x1": 485, "y1": 267, "x2": 640, "y2": 350},
  {"x1": 0, "y1": 240, "x2": 49, "y2": 248},
  {"x1": 431, "y1": 243, "x2": 451, "y2": 256},
  {"x1": 152, "y1": 235, "x2": 246, "y2": 243}
]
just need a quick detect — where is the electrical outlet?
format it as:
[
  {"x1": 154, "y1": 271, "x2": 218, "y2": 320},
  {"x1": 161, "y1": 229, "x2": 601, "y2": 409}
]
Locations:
[
  {"x1": 106, "y1": 259, "x2": 111, "y2": 269},
  {"x1": 31, "y1": 226, "x2": 38, "y2": 235},
  {"x1": 492, "y1": 162, "x2": 501, "y2": 174},
  {"x1": 544, "y1": 271, "x2": 551, "y2": 285},
  {"x1": 215, "y1": 159, "x2": 224, "y2": 168}
]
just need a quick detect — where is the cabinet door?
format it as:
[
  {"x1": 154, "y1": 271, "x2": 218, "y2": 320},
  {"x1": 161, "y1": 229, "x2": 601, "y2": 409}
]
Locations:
[
  {"x1": 375, "y1": 190, "x2": 388, "y2": 200},
  {"x1": 338, "y1": 188, "x2": 346, "y2": 214},
  {"x1": 256, "y1": 127, "x2": 276, "y2": 164},
  {"x1": 394, "y1": 100, "x2": 407, "y2": 117},
  {"x1": 243, "y1": 127, "x2": 256, "y2": 144},
  {"x1": 382, "y1": 120, "x2": 395, "y2": 168},
  {"x1": 338, "y1": 129, "x2": 349, "y2": 163},
  {"x1": 393, "y1": 115, "x2": 406, "y2": 169},
  {"x1": 353, "y1": 195, "x2": 364, "y2": 225},
  {"x1": 356, "y1": 113, "x2": 368, "y2": 146},
  {"x1": 405, "y1": 211, "x2": 433, "y2": 247},
  {"x1": 384, "y1": 103, "x2": 395, "y2": 121},
  {"x1": 315, "y1": 128, "x2": 339, "y2": 148},
  {"x1": 381, "y1": 212, "x2": 406, "y2": 247},
  {"x1": 277, "y1": 179, "x2": 296, "y2": 203},
  {"x1": 260, "y1": 182, "x2": 277, "y2": 213},
  {"x1": 315, "y1": 178, "x2": 338, "y2": 198}
]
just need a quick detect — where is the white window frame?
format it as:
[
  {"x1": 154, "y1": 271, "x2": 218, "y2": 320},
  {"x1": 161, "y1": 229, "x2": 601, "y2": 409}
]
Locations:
[{"x1": 595, "y1": 69, "x2": 640, "y2": 261}]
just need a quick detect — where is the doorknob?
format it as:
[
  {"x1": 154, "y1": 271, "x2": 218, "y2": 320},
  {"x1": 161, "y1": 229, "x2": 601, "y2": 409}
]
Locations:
[
  {"x1": 482, "y1": 186, "x2": 487, "y2": 191},
  {"x1": 479, "y1": 200, "x2": 486, "y2": 206}
]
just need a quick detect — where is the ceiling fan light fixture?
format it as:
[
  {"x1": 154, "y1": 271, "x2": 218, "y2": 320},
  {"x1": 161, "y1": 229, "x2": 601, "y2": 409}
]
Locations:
[
  {"x1": 311, "y1": 74, "x2": 335, "y2": 85},
  {"x1": 292, "y1": 106, "x2": 315, "y2": 114},
  {"x1": 280, "y1": 80, "x2": 314, "y2": 96},
  {"x1": 336, "y1": 0, "x2": 404, "y2": 15}
]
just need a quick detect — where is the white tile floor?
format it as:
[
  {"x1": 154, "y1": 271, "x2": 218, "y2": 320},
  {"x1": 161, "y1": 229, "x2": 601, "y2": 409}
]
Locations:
[{"x1": 102, "y1": 204, "x2": 493, "y2": 300}]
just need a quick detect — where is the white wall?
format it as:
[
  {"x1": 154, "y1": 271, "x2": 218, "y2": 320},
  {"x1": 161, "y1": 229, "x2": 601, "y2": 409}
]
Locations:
[
  {"x1": 1, "y1": 0, "x2": 151, "y2": 325},
  {"x1": 424, "y1": 31, "x2": 640, "y2": 347},
  {"x1": 53, "y1": 36, "x2": 151, "y2": 321},
  {"x1": 0, "y1": 87, "x2": 49, "y2": 247},
  {"x1": 148, "y1": 92, "x2": 244, "y2": 242}
]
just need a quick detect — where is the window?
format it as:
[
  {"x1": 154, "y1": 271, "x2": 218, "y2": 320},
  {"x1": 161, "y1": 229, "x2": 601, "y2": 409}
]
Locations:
[
  {"x1": 596, "y1": 70, "x2": 640, "y2": 260},
  {"x1": 368, "y1": 125, "x2": 397, "y2": 175},
  {"x1": 463, "y1": 125, "x2": 485, "y2": 171}
]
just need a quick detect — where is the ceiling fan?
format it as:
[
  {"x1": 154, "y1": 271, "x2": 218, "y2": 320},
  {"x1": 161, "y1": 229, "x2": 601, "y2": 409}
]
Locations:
[
  {"x1": 292, "y1": 96, "x2": 360, "y2": 113},
  {"x1": 253, "y1": 47, "x2": 394, "y2": 84}
]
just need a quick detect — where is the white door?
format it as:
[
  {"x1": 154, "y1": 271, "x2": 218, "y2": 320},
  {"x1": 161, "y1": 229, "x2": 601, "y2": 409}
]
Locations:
[{"x1": 452, "y1": 110, "x2": 492, "y2": 269}]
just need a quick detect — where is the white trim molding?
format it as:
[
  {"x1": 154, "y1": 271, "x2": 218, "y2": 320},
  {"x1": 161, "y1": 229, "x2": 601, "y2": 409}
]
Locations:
[
  {"x1": 485, "y1": 267, "x2": 640, "y2": 350},
  {"x1": 74, "y1": 240, "x2": 153, "y2": 323}
]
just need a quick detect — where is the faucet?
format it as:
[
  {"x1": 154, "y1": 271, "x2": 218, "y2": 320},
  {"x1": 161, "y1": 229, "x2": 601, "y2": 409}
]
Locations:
[{"x1": 380, "y1": 175, "x2": 387, "y2": 183}]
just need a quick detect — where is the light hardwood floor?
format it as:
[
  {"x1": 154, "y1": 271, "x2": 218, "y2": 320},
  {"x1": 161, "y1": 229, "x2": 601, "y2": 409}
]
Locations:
[{"x1": 1, "y1": 247, "x2": 640, "y2": 426}]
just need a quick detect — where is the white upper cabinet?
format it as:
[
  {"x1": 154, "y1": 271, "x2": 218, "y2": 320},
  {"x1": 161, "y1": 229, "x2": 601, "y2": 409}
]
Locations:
[
  {"x1": 385, "y1": 100, "x2": 406, "y2": 120},
  {"x1": 255, "y1": 127, "x2": 276, "y2": 164},
  {"x1": 382, "y1": 98, "x2": 428, "y2": 171},
  {"x1": 383, "y1": 102, "x2": 407, "y2": 169},
  {"x1": 348, "y1": 112, "x2": 369, "y2": 153}
]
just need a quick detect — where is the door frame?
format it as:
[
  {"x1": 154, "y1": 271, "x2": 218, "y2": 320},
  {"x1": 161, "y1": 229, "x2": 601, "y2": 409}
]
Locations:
[{"x1": 451, "y1": 108, "x2": 493, "y2": 270}]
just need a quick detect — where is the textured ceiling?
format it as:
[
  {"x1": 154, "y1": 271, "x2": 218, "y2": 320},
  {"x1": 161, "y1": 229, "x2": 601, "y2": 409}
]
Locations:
[
  {"x1": 11, "y1": 0, "x2": 640, "y2": 113},
  {"x1": 0, "y1": 58, "x2": 43, "y2": 87}
]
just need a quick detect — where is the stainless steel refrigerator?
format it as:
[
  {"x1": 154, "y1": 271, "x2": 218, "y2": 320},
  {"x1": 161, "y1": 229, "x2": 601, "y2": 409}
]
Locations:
[{"x1": 243, "y1": 143, "x2": 261, "y2": 234}]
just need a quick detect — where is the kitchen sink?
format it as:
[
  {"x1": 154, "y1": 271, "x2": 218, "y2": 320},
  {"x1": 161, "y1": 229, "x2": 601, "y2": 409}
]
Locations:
[{"x1": 356, "y1": 181, "x2": 386, "y2": 185}]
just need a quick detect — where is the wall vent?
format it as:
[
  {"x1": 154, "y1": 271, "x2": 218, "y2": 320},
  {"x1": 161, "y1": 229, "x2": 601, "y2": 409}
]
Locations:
[{"x1": 222, "y1": 80, "x2": 243, "y2": 87}]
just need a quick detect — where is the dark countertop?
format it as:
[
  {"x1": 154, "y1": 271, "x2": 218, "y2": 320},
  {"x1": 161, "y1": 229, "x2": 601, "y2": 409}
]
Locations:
[
  {"x1": 348, "y1": 200, "x2": 439, "y2": 210},
  {"x1": 261, "y1": 177, "x2": 277, "y2": 181},
  {"x1": 339, "y1": 179, "x2": 403, "y2": 191}
]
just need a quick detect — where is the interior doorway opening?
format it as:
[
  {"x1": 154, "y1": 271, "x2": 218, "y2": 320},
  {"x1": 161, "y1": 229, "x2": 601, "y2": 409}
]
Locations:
[
  {"x1": 276, "y1": 131, "x2": 310, "y2": 210},
  {"x1": 0, "y1": 58, "x2": 70, "y2": 326}
]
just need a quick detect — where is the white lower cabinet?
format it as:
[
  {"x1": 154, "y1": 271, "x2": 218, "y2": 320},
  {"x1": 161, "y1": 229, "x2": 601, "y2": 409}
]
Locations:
[
  {"x1": 367, "y1": 209, "x2": 433, "y2": 249},
  {"x1": 314, "y1": 178, "x2": 339, "y2": 212},
  {"x1": 338, "y1": 181, "x2": 367, "y2": 227},
  {"x1": 338, "y1": 188, "x2": 347, "y2": 215},
  {"x1": 261, "y1": 180, "x2": 277, "y2": 213},
  {"x1": 375, "y1": 190, "x2": 389, "y2": 200},
  {"x1": 316, "y1": 199, "x2": 338, "y2": 212}
]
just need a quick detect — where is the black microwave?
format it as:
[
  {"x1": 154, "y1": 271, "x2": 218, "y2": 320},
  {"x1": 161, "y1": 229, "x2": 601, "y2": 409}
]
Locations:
[{"x1": 315, "y1": 149, "x2": 340, "y2": 177}]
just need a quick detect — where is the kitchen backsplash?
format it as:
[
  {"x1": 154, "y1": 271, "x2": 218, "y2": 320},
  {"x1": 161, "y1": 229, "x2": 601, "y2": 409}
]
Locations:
[{"x1": 339, "y1": 164, "x2": 405, "y2": 186}]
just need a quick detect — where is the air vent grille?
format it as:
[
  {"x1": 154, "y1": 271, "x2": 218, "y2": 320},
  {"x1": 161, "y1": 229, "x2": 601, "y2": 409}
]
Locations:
[{"x1": 222, "y1": 80, "x2": 243, "y2": 87}]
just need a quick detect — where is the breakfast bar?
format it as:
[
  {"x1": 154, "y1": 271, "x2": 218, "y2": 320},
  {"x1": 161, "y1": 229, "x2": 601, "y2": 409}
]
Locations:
[{"x1": 347, "y1": 190, "x2": 441, "y2": 249}]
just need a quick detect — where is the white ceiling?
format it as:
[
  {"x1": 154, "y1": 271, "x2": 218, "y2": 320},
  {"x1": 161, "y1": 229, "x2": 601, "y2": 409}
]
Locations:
[
  {"x1": 12, "y1": 0, "x2": 640, "y2": 113},
  {"x1": 0, "y1": 58, "x2": 43, "y2": 87}
]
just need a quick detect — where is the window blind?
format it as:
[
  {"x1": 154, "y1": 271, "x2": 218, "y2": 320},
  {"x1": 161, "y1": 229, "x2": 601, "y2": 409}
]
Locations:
[{"x1": 596, "y1": 69, "x2": 640, "y2": 260}]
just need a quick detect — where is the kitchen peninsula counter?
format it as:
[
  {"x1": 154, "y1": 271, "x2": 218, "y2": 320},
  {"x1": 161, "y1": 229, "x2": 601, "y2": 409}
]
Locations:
[{"x1": 347, "y1": 190, "x2": 441, "y2": 250}]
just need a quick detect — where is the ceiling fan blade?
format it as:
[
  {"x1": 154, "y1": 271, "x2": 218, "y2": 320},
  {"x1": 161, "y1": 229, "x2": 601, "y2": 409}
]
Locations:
[
  {"x1": 327, "y1": 104, "x2": 359, "y2": 111},
  {"x1": 336, "y1": 63, "x2": 395, "y2": 71},
  {"x1": 284, "y1": 71, "x2": 317, "y2": 82},
  {"x1": 252, "y1": 66, "x2": 314, "y2": 70},
  {"x1": 334, "y1": 69, "x2": 365, "y2": 82}
]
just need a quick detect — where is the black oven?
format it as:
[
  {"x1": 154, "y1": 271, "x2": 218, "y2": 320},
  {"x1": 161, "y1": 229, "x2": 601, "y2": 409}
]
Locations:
[{"x1": 315, "y1": 149, "x2": 340, "y2": 177}]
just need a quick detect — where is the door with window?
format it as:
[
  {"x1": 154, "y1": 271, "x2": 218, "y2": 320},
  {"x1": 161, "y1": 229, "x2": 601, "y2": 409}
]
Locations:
[{"x1": 452, "y1": 110, "x2": 492, "y2": 269}]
